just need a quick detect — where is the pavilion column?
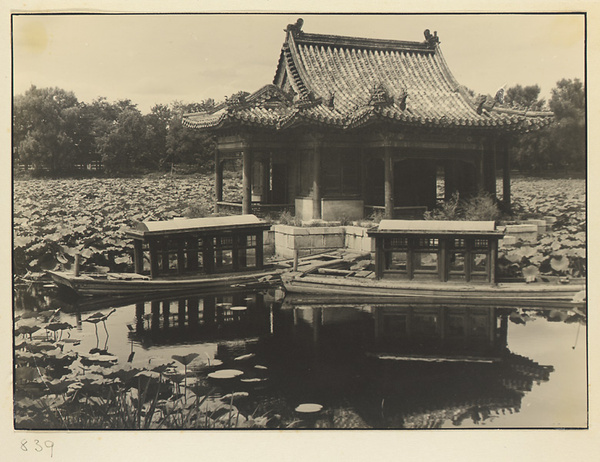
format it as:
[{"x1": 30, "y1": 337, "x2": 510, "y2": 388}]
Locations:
[
  {"x1": 215, "y1": 151, "x2": 223, "y2": 212},
  {"x1": 312, "y1": 145, "x2": 322, "y2": 220},
  {"x1": 488, "y1": 141, "x2": 497, "y2": 199},
  {"x1": 502, "y1": 140, "x2": 511, "y2": 212},
  {"x1": 242, "y1": 149, "x2": 253, "y2": 214},
  {"x1": 360, "y1": 149, "x2": 367, "y2": 203},
  {"x1": 384, "y1": 146, "x2": 394, "y2": 219},
  {"x1": 261, "y1": 156, "x2": 271, "y2": 204},
  {"x1": 477, "y1": 152, "x2": 485, "y2": 193}
]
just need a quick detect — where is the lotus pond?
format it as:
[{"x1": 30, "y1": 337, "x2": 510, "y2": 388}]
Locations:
[
  {"x1": 13, "y1": 176, "x2": 586, "y2": 280},
  {"x1": 14, "y1": 283, "x2": 587, "y2": 429},
  {"x1": 13, "y1": 175, "x2": 587, "y2": 429}
]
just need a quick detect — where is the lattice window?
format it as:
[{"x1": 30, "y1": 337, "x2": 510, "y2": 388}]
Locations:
[
  {"x1": 473, "y1": 238, "x2": 489, "y2": 249},
  {"x1": 453, "y1": 238, "x2": 466, "y2": 249},
  {"x1": 418, "y1": 238, "x2": 439, "y2": 249},
  {"x1": 384, "y1": 237, "x2": 408, "y2": 249}
]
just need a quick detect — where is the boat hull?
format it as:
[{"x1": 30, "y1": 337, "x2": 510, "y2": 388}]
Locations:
[
  {"x1": 281, "y1": 273, "x2": 585, "y2": 304},
  {"x1": 49, "y1": 269, "x2": 281, "y2": 297}
]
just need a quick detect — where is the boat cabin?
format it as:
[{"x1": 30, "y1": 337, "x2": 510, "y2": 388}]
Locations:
[
  {"x1": 126, "y1": 215, "x2": 272, "y2": 278},
  {"x1": 367, "y1": 220, "x2": 503, "y2": 283}
]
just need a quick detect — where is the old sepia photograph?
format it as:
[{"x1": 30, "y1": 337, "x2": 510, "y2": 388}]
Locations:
[{"x1": 11, "y1": 10, "x2": 588, "y2": 440}]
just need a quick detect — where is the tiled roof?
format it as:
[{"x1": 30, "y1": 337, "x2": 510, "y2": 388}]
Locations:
[{"x1": 183, "y1": 21, "x2": 552, "y2": 132}]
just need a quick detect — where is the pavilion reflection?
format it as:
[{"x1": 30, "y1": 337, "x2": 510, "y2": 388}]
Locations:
[{"x1": 269, "y1": 298, "x2": 556, "y2": 428}]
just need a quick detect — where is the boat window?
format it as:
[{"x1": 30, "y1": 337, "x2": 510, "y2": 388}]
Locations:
[
  {"x1": 245, "y1": 248, "x2": 257, "y2": 267},
  {"x1": 413, "y1": 251, "x2": 438, "y2": 273},
  {"x1": 471, "y1": 252, "x2": 488, "y2": 274},
  {"x1": 449, "y1": 252, "x2": 466, "y2": 274},
  {"x1": 385, "y1": 251, "x2": 408, "y2": 271}
]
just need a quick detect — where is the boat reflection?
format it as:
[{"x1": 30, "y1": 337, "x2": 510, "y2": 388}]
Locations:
[
  {"x1": 130, "y1": 291, "x2": 273, "y2": 347},
  {"x1": 32, "y1": 283, "x2": 585, "y2": 428},
  {"x1": 262, "y1": 297, "x2": 581, "y2": 428}
]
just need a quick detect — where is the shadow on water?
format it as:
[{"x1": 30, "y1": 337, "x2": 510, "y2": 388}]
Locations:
[{"x1": 13, "y1": 283, "x2": 587, "y2": 429}]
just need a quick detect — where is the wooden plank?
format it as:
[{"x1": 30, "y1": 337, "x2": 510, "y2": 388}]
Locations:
[
  {"x1": 161, "y1": 238, "x2": 170, "y2": 273},
  {"x1": 378, "y1": 219, "x2": 496, "y2": 232},
  {"x1": 133, "y1": 239, "x2": 144, "y2": 274},
  {"x1": 232, "y1": 234, "x2": 239, "y2": 271},
  {"x1": 187, "y1": 237, "x2": 199, "y2": 271},
  {"x1": 256, "y1": 231, "x2": 264, "y2": 269},
  {"x1": 176, "y1": 239, "x2": 185, "y2": 275},
  {"x1": 148, "y1": 239, "x2": 159, "y2": 279}
]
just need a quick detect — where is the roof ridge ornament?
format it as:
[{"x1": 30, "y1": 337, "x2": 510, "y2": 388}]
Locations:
[
  {"x1": 424, "y1": 29, "x2": 440, "y2": 47},
  {"x1": 369, "y1": 83, "x2": 393, "y2": 107},
  {"x1": 326, "y1": 90, "x2": 335, "y2": 108},
  {"x1": 295, "y1": 90, "x2": 322, "y2": 109},
  {"x1": 397, "y1": 88, "x2": 408, "y2": 110},
  {"x1": 225, "y1": 91, "x2": 251, "y2": 109},
  {"x1": 476, "y1": 94, "x2": 496, "y2": 115},
  {"x1": 285, "y1": 18, "x2": 304, "y2": 37}
]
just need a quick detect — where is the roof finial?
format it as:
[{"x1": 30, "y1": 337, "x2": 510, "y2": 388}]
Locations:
[
  {"x1": 424, "y1": 29, "x2": 440, "y2": 47},
  {"x1": 494, "y1": 85, "x2": 506, "y2": 104},
  {"x1": 285, "y1": 18, "x2": 304, "y2": 36}
]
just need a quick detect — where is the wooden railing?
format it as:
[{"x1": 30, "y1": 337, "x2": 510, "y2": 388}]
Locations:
[
  {"x1": 364, "y1": 205, "x2": 428, "y2": 219},
  {"x1": 216, "y1": 201, "x2": 294, "y2": 218}
]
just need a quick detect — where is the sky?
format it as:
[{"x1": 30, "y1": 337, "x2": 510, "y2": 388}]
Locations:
[{"x1": 12, "y1": 13, "x2": 585, "y2": 113}]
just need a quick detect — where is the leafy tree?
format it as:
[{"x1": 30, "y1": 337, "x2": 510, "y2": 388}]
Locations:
[
  {"x1": 144, "y1": 104, "x2": 172, "y2": 170},
  {"x1": 13, "y1": 86, "x2": 83, "y2": 174},
  {"x1": 509, "y1": 79, "x2": 585, "y2": 172},
  {"x1": 547, "y1": 78, "x2": 585, "y2": 170},
  {"x1": 14, "y1": 86, "x2": 219, "y2": 176},
  {"x1": 504, "y1": 84, "x2": 546, "y2": 111},
  {"x1": 164, "y1": 100, "x2": 216, "y2": 172},
  {"x1": 97, "y1": 104, "x2": 148, "y2": 174}
]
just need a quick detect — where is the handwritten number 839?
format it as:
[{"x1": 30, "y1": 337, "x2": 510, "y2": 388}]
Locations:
[{"x1": 20, "y1": 440, "x2": 54, "y2": 458}]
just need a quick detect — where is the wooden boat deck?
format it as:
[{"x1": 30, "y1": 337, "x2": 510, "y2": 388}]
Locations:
[{"x1": 281, "y1": 269, "x2": 586, "y2": 304}]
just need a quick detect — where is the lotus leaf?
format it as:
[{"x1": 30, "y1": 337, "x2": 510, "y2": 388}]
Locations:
[
  {"x1": 550, "y1": 255, "x2": 570, "y2": 273},
  {"x1": 172, "y1": 353, "x2": 200, "y2": 366}
]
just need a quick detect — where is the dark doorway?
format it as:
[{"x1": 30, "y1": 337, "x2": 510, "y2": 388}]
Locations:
[
  {"x1": 394, "y1": 159, "x2": 437, "y2": 210},
  {"x1": 271, "y1": 163, "x2": 289, "y2": 204},
  {"x1": 365, "y1": 157, "x2": 385, "y2": 206},
  {"x1": 445, "y1": 160, "x2": 478, "y2": 200}
]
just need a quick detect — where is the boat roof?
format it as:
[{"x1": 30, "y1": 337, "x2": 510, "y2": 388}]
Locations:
[
  {"x1": 369, "y1": 219, "x2": 503, "y2": 236},
  {"x1": 127, "y1": 214, "x2": 271, "y2": 238}
]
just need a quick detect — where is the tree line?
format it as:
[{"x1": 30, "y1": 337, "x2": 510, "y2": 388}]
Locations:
[
  {"x1": 502, "y1": 79, "x2": 585, "y2": 172},
  {"x1": 13, "y1": 79, "x2": 585, "y2": 176},
  {"x1": 13, "y1": 86, "x2": 216, "y2": 176}
]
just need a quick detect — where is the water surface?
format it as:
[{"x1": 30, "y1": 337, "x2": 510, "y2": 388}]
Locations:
[{"x1": 14, "y1": 284, "x2": 587, "y2": 429}]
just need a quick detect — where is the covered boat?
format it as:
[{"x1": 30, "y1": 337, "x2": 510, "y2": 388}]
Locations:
[
  {"x1": 49, "y1": 215, "x2": 279, "y2": 296},
  {"x1": 281, "y1": 220, "x2": 585, "y2": 304}
]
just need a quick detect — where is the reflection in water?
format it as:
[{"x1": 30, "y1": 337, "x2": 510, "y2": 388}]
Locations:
[
  {"x1": 129, "y1": 292, "x2": 272, "y2": 347},
  {"x1": 265, "y1": 299, "x2": 561, "y2": 428},
  {"x1": 13, "y1": 283, "x2": 586, "y2": 429}
]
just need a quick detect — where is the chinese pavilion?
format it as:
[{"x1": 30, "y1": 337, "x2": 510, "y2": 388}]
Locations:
[{"x1": 183, "y1": 19, "x2": 552, "y2": 220}]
